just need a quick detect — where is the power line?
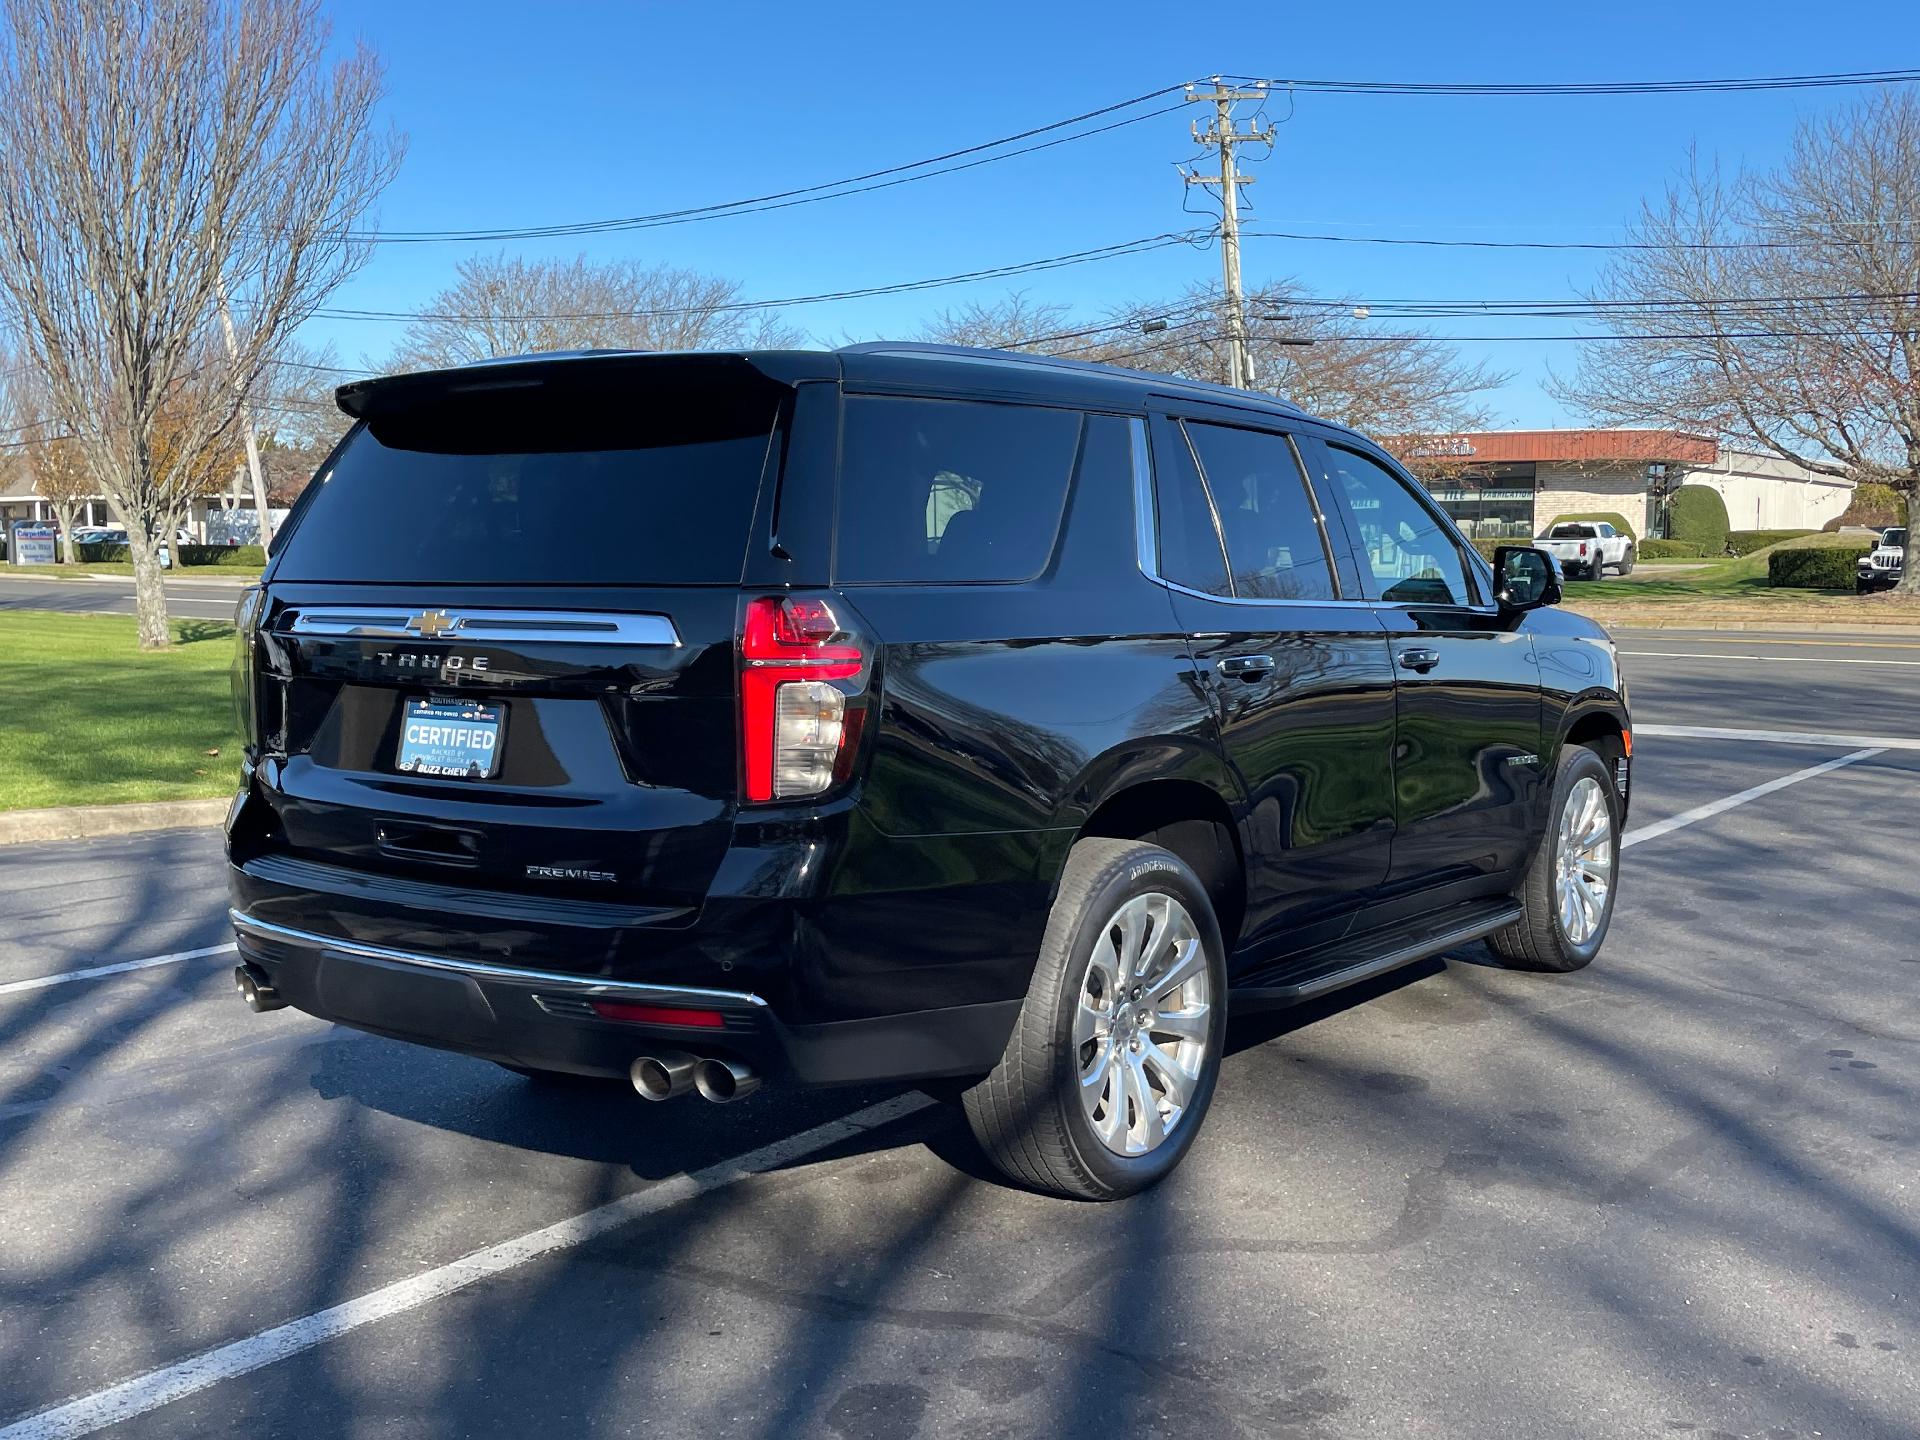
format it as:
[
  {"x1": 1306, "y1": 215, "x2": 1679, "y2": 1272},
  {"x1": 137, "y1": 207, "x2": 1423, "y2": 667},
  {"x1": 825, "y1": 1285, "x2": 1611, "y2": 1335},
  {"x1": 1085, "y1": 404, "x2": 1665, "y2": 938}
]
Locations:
[
  {"x1": 351, "y1": 86, "x2": 1190, "y2": 244},
  {"x1": 1221, "y1": 68, "x2": 1920, "y2": 97},
  {"x1": 1247, "y1": 229, "x2": 1825, "y2": 252},
  {"x1": 309, "y1": 232, "x2": 1211, "y2": 323}
]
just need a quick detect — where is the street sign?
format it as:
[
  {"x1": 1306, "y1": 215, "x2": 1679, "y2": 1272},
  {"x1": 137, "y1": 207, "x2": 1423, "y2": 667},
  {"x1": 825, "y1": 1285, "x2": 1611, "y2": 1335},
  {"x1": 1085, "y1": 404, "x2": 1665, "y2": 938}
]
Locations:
[{"x1": 11, "y1": 523, "x2": 56, "y2": 565}]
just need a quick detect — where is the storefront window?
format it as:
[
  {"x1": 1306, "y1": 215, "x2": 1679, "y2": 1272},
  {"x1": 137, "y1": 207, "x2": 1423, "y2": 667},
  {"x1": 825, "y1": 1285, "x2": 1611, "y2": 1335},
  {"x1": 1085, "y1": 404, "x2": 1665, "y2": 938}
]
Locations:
[{"x1": 1423, "y1": 464, "x2": 1538, "y2": 539}]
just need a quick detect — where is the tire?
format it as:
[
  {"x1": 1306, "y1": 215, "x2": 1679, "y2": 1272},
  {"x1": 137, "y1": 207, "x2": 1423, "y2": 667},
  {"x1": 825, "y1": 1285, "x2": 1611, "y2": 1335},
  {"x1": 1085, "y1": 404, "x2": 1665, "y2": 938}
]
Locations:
[
  {"x1": 1616, "y1": 547, "x2": 1635, "y2": 576},
  {"x1": 1487, "y1": 745, "x2": 1620, "y2": 973},
  {"x1": 963, "y1": 838, "x2": 1228, "y2": 1200}
]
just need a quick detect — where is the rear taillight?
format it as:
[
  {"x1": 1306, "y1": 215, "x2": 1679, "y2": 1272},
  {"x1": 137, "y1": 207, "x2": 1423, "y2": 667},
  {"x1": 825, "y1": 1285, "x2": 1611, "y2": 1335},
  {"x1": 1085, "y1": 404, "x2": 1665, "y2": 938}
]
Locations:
[
  {"x1": 1578, "y1": 542, "x2": 1590, "y2": 556},
  {"x1": 231, "y1": 586, "x2": 264, "y2": 750},
  {"x1": 741, "y1": 595, "x2": 867, "y2": 802}
]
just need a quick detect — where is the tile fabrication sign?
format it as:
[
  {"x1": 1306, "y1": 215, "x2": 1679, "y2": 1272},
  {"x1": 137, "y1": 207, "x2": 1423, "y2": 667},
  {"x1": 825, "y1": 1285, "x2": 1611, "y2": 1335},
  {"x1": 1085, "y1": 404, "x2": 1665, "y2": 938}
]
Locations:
[{"x1": 11, "y1": 523, "x2": 56, "y2": 565}]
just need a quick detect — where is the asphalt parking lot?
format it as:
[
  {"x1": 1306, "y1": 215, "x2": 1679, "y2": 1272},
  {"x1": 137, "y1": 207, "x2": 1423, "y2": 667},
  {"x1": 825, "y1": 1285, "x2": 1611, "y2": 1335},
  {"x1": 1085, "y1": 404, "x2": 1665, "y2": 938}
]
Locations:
[{"x1": 1, "y1": 629, "x2": 1916, "y2": 1439}]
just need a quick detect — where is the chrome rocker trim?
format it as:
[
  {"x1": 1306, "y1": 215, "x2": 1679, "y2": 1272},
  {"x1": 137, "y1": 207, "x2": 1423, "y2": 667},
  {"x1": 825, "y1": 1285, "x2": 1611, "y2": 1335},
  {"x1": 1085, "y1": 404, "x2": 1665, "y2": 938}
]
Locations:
[{"x1": 227, "y1": 910, "x2": 768, "y2": 1009}]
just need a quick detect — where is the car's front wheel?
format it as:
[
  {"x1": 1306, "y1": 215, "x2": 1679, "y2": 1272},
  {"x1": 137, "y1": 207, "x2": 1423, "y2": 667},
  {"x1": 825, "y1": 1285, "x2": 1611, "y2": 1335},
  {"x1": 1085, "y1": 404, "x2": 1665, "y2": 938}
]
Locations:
[
  {"x1": 1615, "y1": 546, "x2": 1635, "y2": 576},
  {"x1": 1488, "y1": 745, "x2": 1620, "y2": 972},
  {"x1": 963, "y1": 838, "x2": 1228, "y2": 1200}
]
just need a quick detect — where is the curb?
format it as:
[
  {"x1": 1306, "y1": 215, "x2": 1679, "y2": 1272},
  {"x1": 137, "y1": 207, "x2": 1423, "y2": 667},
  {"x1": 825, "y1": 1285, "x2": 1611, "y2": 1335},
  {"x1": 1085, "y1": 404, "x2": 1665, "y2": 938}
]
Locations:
[
  {"x1": 0, "y1": 797, "x2": 228, "y2": 847},
  {"x1": 1569, "y1": 612, "x2": 1920, "y2": 636}
]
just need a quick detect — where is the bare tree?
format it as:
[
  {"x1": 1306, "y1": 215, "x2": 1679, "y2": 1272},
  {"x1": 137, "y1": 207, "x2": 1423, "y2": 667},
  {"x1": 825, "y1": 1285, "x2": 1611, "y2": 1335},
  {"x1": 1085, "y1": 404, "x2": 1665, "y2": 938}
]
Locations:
[
  {"x1": 1554, "y1": 89, "x2": 1920, "y2": 592},
  {"x1": 914, "y1": 293, "x2": 1076, "y2": 350},
  {"x1": 1079, "y1": 283, "x2": 1509, "y2": 457},
  {"x1": 387, "y1": 253, "x2": 804, "y2": 372},
  {"x1": 5, "y1": 369, "x2": 96, "y2": 560},
  {"x1": 0, "y1": 0, "x2": 403, "y2": 646}
]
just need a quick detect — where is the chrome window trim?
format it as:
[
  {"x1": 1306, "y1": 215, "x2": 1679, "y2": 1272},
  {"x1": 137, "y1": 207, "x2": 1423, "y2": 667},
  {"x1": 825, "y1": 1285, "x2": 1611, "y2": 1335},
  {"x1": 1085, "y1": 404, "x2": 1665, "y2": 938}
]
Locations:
[
  {"x1": 229, "y1": 911, "x2": 769, "y2": 1007},
  {"x1": 285, "y1": 607, "x2": 681, "y2": 647}
]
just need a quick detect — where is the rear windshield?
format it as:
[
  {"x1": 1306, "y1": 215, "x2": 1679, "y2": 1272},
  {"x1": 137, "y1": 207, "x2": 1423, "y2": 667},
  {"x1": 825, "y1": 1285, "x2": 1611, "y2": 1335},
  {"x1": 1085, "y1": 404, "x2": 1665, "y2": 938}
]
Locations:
[
  {"x1": 1547, "y1": 524, "x2": 1597, "y2": 539},
  {"x1": 273, "y1": 371, "x2": 783, "y2": 585}
]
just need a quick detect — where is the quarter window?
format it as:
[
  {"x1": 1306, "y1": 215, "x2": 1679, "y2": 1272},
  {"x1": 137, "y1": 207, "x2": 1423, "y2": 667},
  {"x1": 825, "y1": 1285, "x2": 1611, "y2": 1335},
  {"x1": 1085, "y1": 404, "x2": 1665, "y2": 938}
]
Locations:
[
  {"x1": 1181, "y1": 423, "x2": 1335, "y2": 601},
  {"x1": 1310, "y1": 444, "x2": 1474, "y2": 606},
  {"x1": 835, "y1": 396, "x2": 1081, "y2": 583}
]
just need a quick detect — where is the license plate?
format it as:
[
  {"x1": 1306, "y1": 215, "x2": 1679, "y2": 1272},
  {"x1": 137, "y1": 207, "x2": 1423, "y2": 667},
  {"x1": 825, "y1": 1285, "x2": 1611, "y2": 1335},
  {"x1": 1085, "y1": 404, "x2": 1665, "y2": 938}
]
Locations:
[{"x1": 396, "y1": 698, "x2": 504, "y2": 779}]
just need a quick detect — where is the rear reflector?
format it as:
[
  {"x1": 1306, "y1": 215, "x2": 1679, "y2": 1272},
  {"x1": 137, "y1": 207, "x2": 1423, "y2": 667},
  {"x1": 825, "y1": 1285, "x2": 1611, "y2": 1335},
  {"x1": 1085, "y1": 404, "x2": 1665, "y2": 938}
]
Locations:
[{"x1": 590, "y1": 1001, "x2": 727, "y2": 1029}]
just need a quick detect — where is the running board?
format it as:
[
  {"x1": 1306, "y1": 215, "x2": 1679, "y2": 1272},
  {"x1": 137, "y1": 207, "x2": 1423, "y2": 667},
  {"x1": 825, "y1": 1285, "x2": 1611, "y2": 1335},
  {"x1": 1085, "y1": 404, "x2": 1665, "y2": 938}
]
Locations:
[{"x1": 1229, "y1": 898, "x2": 1523, "y2": 1010}]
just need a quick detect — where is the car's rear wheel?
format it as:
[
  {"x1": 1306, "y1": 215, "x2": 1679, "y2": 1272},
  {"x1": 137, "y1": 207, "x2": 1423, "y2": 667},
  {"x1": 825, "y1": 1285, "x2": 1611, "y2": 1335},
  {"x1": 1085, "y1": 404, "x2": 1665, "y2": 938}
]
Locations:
[
  {"x1": 963, "y1": 838, "x2": 1228, "y2": 1200},
  {"x1": 1487, "y1": 745, "x2": 1620, "y2": 973}
]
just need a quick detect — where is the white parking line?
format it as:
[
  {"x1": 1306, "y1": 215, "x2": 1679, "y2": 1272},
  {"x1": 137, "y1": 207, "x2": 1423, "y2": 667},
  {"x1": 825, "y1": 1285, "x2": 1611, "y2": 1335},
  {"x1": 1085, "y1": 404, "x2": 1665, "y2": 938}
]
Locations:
[
  {"x1": 1622, "y1": 649, "x2": 1920, "y2": 668},
  {"x1": 1634, "y1": 723, "x2": 1920, "y2": 751},
  {"x1": 0, "y1": 942, "x2": 237, "y2": 998},
  {"x1": 1623, "y1": 747, "x2": 1885, "y2": 850},
  {"x1": 0, "y1": 1091, "x2": 934, "y2": 1440}
]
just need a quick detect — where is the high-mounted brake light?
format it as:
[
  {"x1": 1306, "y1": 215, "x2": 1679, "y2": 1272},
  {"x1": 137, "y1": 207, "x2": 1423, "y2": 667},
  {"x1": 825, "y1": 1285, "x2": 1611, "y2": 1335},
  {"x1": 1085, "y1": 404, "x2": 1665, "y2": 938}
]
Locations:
[{"x1": 741, "y1": 596, "x2": 866, "y2": 802}]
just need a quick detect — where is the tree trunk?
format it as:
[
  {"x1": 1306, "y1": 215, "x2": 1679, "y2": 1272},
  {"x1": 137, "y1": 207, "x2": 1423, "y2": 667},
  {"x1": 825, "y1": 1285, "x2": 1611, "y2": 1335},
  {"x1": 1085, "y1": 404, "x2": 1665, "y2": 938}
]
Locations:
[
  {"x1": 51, "y1": 502, "x2": 79, "y2": 564},
  {"x1": 1897, "y1": 483, "x2": 1920, "y2": 596},
  {"x1": 124, "y1": 514, "x2": 172, "y2": 649}
]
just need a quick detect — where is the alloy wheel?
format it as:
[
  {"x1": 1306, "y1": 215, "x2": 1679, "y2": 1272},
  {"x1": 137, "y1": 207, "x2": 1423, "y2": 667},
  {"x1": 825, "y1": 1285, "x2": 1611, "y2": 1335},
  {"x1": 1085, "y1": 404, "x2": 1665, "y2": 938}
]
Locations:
[
  {"x1": 1554, "y1": 775, "x2": 1614, "y2": 946},
  {"x1": 1074, "y1": 892, "x2": 1213, "y2": 1157}
]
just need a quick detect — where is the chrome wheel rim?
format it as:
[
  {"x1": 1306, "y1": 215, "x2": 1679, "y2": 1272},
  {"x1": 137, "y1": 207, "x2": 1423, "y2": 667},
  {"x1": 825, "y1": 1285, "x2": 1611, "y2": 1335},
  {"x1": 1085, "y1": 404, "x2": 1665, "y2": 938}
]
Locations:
[
  {"x1": 1554, "y1": 776, "x2": 1614, "y2": 946},
  {"x1": 1075, "y1": 892, "x2": 1212, "y2": 1157}
]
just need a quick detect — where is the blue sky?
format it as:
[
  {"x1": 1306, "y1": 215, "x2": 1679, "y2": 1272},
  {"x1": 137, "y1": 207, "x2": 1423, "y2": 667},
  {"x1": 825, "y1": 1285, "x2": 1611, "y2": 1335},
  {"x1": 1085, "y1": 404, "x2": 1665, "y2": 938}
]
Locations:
[{"x1": 308, "y1": 0, "x2": 1913, "y2": 426}]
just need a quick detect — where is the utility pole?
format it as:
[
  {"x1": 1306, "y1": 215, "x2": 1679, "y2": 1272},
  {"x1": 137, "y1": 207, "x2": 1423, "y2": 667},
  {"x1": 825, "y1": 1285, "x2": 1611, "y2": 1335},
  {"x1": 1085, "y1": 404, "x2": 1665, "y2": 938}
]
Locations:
[
  {"x1": 213, "y1": 277, "x2": 275, "y2": 553},
  {"x1": 1185, "y1": 78, "x2": 1274, "y2": 391}
]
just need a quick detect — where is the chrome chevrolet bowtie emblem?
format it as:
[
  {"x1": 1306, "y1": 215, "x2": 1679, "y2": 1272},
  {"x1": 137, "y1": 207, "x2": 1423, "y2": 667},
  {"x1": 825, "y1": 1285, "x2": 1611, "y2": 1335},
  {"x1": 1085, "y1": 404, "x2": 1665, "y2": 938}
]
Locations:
[{"x1": 406, "y1": 609, "x2": 461, "y2": 639}]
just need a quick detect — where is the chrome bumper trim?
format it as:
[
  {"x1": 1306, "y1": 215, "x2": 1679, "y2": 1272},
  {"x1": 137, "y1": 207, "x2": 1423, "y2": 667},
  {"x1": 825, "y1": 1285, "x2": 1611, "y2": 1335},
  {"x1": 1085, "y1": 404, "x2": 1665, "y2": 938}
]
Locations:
[{"x1": 227, "y1": 909, "x2": 768, "y2": 1009}]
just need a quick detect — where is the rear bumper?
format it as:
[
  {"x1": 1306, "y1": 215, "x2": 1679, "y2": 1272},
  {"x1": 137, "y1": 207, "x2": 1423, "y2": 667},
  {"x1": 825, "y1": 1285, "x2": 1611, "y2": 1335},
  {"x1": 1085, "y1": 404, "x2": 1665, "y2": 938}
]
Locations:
[{"x1": 228, "y1": 909, "x2": 1021, "y2": 1086}]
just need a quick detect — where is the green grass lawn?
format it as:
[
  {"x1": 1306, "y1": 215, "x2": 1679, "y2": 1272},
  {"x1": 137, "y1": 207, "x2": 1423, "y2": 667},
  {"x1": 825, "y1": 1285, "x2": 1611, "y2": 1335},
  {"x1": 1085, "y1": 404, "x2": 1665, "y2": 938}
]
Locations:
[
  {"x1": 1576, "y1": 533, "x2": 1865, "y2": 603},
  {"x1": 0, "y1": 611, "x2": 242, "y2": 811}
]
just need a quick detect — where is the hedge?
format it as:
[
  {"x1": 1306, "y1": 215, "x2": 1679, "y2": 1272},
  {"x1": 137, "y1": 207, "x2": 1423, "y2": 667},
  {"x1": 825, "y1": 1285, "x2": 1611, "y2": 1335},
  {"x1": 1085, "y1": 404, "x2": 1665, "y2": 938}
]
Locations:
[
  {"x1": 73, "y1": 541, "x2": 265, "y2": 567},
  {"x1": 1668, "y1": 485, "x2": 1731, "y2": 554},
  {"x1": 1637, "y1": 539, "x2": 1704, "y2": 559},
  {"x1": 1727, "y1": 529, "x2": 1816, "y2": 556},
  {"x1": 1768, "y1": 543, "x2": 1871, "y2": 589},
  {"x1": 1542, "y1": 511, "x2": 1637, "y2": 542}
]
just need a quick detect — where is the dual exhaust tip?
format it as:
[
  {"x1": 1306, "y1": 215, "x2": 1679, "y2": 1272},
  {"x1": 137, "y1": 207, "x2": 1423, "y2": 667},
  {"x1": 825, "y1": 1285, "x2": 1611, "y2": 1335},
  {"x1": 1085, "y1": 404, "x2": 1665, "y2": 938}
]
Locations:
[
  {"x1": 233, "y1": 963, "x2": 287, "y2": 1013},
  {"x1": 630, "y1": 1052, "x2": 759, "y2": 1104}
]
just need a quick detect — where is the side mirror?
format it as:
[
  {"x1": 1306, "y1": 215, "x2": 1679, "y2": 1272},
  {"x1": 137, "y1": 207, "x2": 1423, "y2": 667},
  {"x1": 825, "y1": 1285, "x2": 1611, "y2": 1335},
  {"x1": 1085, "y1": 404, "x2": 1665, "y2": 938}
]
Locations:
[{"x1": 1492, "y1": 545, "x2": 1562, "y2": 613}]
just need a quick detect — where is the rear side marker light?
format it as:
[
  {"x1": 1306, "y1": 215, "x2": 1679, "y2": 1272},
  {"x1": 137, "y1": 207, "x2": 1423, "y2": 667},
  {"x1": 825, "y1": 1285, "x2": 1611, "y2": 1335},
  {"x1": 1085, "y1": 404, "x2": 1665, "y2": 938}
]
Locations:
[
  {"x1": 741, "y1": 596, "x2": 866, "y2": 802},
  {"x1": 590, "y1": 1001, "x2": 727, "y2": 1029}
]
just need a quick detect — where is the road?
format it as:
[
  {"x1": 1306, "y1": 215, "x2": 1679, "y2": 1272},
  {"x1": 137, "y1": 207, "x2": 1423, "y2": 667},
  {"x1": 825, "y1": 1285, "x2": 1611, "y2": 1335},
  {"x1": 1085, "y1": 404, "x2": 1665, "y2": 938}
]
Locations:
[
  {"x1": 0, "y1": 572, "x2": 250, "y2": 624},
  {"x1": 1, "y1": 630, "x2": 1917, "y2": 1439}
]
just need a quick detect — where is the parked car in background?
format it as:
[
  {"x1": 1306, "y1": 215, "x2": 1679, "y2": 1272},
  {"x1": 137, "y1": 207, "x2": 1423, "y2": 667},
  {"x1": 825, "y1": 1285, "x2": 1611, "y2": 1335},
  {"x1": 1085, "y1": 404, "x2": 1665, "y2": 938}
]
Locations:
[
  {"x1": 1536, "y1": 521, "x2": 1635, "y2": 580},
  {"x1": 1857, "y1": 526, "x2": 1906, "y2": 593},
  {"x1": 225, "y1": 344, "x2": 1631, "y2": 1201}
]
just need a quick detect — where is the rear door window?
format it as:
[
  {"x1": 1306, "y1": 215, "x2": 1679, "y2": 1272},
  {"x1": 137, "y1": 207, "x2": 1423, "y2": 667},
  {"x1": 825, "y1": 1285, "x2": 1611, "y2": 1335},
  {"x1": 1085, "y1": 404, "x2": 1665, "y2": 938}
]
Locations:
[
  {"x1": 1181, "y1": 422, "x2": 1336, "y2": 601},
  {"x1": 274, "y1": 373, "x2": 783, "y2": 585},
  {"x1": 833, "y1": 396, "x2": 1082, "y2": 583}
]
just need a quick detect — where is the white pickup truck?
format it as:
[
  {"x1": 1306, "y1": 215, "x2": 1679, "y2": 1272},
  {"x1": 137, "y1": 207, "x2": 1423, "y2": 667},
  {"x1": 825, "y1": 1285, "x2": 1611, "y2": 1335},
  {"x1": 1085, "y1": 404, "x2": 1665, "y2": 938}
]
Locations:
[{"x1": 1536, "y1": 521, "x2": 1635, "y2": 580}]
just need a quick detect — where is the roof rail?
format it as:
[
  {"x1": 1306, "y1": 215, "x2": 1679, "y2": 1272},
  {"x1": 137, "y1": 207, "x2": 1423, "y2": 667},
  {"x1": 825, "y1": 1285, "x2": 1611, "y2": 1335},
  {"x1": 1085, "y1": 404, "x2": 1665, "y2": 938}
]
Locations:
[{"x1": 836, "y1": 341, "x2": 1304, "y2": 415}]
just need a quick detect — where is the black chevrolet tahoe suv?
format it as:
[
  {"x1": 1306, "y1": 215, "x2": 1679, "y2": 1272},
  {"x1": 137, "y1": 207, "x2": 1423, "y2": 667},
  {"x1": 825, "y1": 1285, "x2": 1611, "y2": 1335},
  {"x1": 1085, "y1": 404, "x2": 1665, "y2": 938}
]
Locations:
[{"x1": 227, "y1": 344, "x2": 1630, "y2": 1200}]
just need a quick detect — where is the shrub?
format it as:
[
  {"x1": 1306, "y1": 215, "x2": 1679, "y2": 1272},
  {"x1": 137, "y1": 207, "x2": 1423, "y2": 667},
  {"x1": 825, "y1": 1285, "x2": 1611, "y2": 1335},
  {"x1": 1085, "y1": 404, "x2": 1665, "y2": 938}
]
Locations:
[
  {"x1": 1768, "y1": 544, "x2": 1871, "y2": 589},
  {"x1": 1822, "y1": 482, "x2": 1908, "y2": 532},
  {"x1": 178, "y1": 544, "x2": 266, "y2": 567},
  {"x1": 1637, "y1": 539, "x2": 1704, "y2": 559},
  {"x1": 1727, "y1": 529, "x2": 1815, "y2": 556},
  {"x1": 75, "y1": 541, "x2": 132, "y2": 563},
  {"x1": 1542, "y1": 511, "x2": 1637, "y2": 541},
  {"x1": 1668, "y1": 485, "x2": 1731, "y2": 554}
]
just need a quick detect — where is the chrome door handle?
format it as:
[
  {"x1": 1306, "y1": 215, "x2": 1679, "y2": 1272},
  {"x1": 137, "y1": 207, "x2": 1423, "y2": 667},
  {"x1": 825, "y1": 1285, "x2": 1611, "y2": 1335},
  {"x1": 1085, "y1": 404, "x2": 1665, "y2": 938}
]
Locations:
[
  {"x1": 1397, "y1": 647, "x2": 1441, "y2": 673},
  {"x1": 1217, "y1": 654, "x2": 1276, "y2": 681}
]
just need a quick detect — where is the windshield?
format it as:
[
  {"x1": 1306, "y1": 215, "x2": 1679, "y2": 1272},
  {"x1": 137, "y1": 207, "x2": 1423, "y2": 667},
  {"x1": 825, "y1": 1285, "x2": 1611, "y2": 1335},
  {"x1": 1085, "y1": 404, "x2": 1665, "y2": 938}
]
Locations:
[
  {"x1": 273, "y1": 371, "x2": 784, "y2": 586},
  {"x1": 1882, "y1": 529, "x2": 1907, "y2": 547}
]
